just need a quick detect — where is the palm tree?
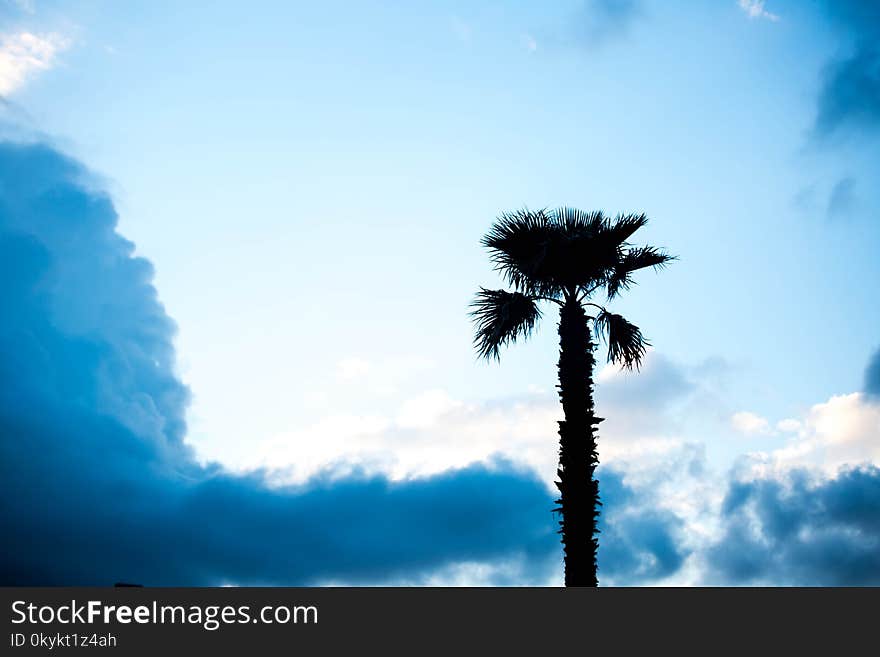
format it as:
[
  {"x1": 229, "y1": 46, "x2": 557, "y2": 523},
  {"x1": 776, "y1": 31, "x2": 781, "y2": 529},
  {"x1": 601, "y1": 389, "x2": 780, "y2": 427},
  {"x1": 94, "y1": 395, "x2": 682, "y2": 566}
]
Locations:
[{"x1": 471, "y1": 208, "x2": 673, "y2": 587}]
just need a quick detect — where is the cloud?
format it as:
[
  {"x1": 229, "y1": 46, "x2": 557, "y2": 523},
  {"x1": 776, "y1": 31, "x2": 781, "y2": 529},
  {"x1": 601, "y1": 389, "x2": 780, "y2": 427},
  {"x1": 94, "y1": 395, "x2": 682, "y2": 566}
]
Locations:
[
  {"x1": 253, "y1": 349, "x2": 710, "y2": 585},
  {"x1": 816, "y1": 47, "x2": 880, "y2": 136},
  {"x1": 252, "y1": 350, "x2": 703, "y2": 485},
  {"x1": 0, "y1": 138, "x2": 691, "y2": 586},
  {"x1": 3, "y1": 136, "x2": 878, "y2": 586},
  {"x1": 813, "y1": 2, "x2": 880, "y2": 137},
  {"x1": 737, "y1": 1, "x2": 779, "y2": 22},
  {"x1": 250, "y1": 392, "x2": 559, "y2": 484},
  {"x1": 596, "y1": 349, "x2": 694, "y2": 411},
  {"x1": 776, "y1": 418, "x2": 801, "y2": 433},
  {"x1": 751, "y1": 393, "x2": 880, "y2": 476},
  {"x1": 396, "y1": 389, "x2": 462, "y2": 429},
  {"x1": 0, "y1": 31, "x2": 69, "y2": 96},
  {"x1": 731, "y1": 411, "x2": 773, "y2": 436},
  {"x1": 706, "y1": 465, "x2": 880, "y2": 585},
  {"x1": 826, "y1": 176, "x2": 857, "y2": 220},
  {"x1": 865, "y1": 348, "x2": 880, "y2": 398},
  {"x1": 597, "y1": 468, "x2": 690, "y2": 585},
  {"x1": 696, "y1": 381, "x2": 880, "y2": 585},
  {"x1": 0, "y1": 139, "x2": 564, "y2": 585},
  {"x1": 597, "y1": 359, "x2": 880, "y2": 586}
]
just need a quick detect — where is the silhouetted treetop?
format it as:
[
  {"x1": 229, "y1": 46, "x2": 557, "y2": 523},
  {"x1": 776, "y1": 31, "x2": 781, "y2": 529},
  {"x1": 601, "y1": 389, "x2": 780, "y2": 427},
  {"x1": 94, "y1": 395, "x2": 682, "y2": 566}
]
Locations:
[{"x1": 481, "y1": 207, "x2": 673, "y2": 300}]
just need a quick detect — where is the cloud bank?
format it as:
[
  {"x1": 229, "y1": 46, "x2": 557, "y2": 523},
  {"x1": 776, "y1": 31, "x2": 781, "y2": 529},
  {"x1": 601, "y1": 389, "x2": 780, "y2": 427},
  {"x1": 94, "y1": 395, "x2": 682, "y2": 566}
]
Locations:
[
  {"x1": 0, "y1": 140, "x2": 554, "y2": 584},
  {"x1": 707, "y1": 465, "x2": 880, "y2": 585},
  {"x1": 0, "y1": 139, "x2": 684, "y2": 585},
  {"x1": 2, "y1": 136, "x2": 878, "y2": 586}
]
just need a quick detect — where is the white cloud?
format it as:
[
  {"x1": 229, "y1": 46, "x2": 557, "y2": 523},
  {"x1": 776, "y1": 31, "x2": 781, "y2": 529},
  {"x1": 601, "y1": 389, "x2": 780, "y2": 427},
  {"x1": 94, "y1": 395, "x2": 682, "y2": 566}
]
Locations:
[
  {"x1": 761, "y1": 393, "x2": 880, "y2": 475},
  {"x1": 0, "y1": 31, "x2": 69, "y2": 96},
  {"x1": 737, "y1": 0, "x2": 779, "y2": 22},
  {"x1": 319, "y1": 555, "x2": 559, "y2": 587},
  {"x1": 731, "y1": 410, "x2": 773, "y2": 435},
  {"x1": 247, "y1": 350, "x2": 701, "y2": 487},
  {"x1": 522, "y1": 34, "x2": 538, "y2": 53},
  {"x1": 776, "y1": 418, "x2": 801, "y2": 433},
  {"x1": 396, "y1": 389, "x2": 462, "y2": 429},
  {"x1": 247, "y1": 391, "x2": 560, "y2": 484},
  {"x1": 244, "y1": 345, "x2": 880, "y2": 584},
  {"x1": 596, "y1": 359, "x2": 626, "y2": 383},
  {"x1": 665, "y1": 392, "x2": 880, "y2": 584},
  {"x1": 248, "y1": 385, "x2": 685, "y2": 486}
]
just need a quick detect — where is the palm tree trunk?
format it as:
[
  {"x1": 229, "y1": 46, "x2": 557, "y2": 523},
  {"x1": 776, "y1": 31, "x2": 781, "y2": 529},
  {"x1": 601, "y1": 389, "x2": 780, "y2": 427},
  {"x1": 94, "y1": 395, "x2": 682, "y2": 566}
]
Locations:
[{"x1": 555, "y1": 296, "x2": 600, "y2": 586}]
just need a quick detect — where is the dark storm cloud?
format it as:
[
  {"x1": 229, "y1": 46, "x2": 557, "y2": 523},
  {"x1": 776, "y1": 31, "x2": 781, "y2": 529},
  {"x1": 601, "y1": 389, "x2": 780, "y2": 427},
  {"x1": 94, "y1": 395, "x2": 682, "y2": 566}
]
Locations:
[
  {"x1": 814, "y1": 1, "x2": 880, "y2": 137},
  {"x1": 596, "y1": 469, "x2": 689, "y2": 584},
  {"x1": 706, "y1": 466, "x2": 880, "y2": 585},
  {"x1": 0, "y1": 139, "x2": 682, "y2": 586},
  {"x1": 865, "y1": 348, "x2": 880, "y2": 398},
  {"x1": 0, "y1": 140, "x2": 558, "y2": 585}
]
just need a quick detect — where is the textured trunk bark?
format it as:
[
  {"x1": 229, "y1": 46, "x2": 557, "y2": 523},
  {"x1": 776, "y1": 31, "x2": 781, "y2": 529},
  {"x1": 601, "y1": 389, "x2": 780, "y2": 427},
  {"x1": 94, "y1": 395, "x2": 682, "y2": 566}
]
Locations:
[{"x1": 555, "y1": 297, "x2": 600, "y2": 587}]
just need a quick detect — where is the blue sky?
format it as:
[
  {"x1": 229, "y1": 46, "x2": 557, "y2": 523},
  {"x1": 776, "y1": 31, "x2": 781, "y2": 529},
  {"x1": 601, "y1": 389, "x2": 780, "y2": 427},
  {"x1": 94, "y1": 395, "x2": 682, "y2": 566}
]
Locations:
[{"x1": 1, "y1": 0, "x2": 879, "y2": 585}]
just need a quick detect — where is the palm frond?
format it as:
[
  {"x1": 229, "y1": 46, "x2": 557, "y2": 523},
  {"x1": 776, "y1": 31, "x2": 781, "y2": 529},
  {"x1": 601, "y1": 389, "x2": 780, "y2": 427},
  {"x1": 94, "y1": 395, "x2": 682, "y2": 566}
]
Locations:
[
  {"x1": 594, "y1": 310, "x2": 649, "y2": 370},
  {"x1": 605, "y1": 245, "x2": 675, "y2": 299},
  {"x1": 470, "y1": 288, "x2": 542, "y2": 360},
  {"x1": 482, "y1": 206, "x2": 619, "y2": 294},
  {"x1": 555, "y1": 207, "x2": 607, "y2": 234},
  {"x1": 481, "y1": 207, "x2": 673, "y2": 299},
  {"x1": 481, "y1": 209, "x2": 560, "y2": 296},
  {"x1": 543, "y1": 208, "x2": 633, "y2": 292},
  {"x1": 602, "y1": 212, "x2": 648, "y2": 246}
]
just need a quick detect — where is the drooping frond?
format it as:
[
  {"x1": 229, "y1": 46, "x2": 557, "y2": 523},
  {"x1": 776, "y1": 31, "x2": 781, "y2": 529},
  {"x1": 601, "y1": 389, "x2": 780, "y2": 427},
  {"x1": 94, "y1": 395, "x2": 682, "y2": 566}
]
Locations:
[
  {"x1": 594, "y1": 310, "x2": 649, "y2": 370},
  {"x1": 470, "y1": 288, "x2": 542, "y2": 360},
  {"x1": 605, "y1": 245, "x2": 675, "y2": 299}
]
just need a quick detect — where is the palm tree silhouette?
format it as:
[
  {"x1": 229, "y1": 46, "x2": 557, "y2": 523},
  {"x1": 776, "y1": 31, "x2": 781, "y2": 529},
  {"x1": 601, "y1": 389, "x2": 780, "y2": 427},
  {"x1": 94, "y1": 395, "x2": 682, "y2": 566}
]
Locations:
[{"x1": 471, "y1": 208, "x2": 674, "y2": 586}]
